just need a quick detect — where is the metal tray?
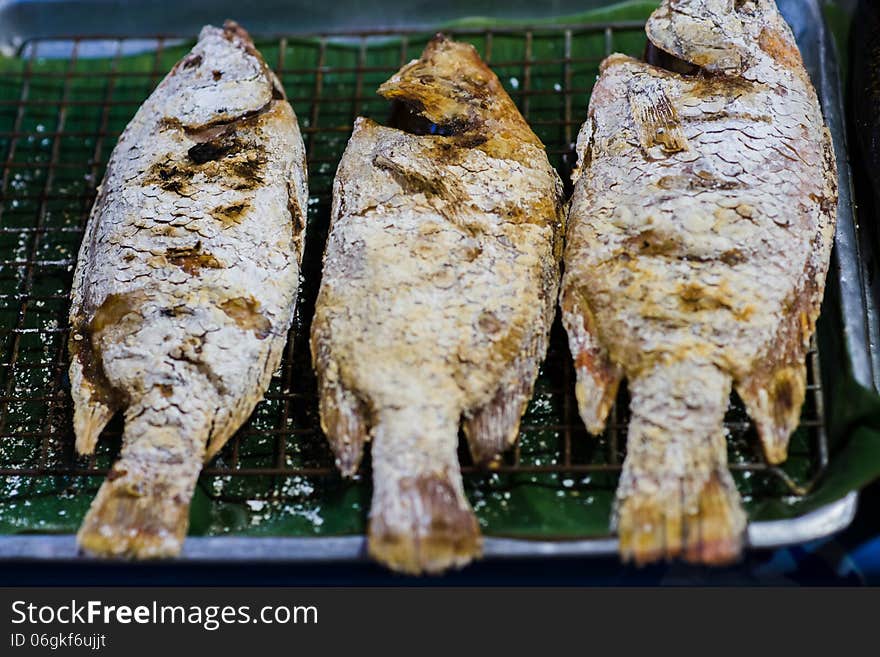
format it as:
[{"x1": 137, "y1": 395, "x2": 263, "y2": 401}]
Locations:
[{"x1": 0, "y1": 0, "x2": 872, "y2": 563}]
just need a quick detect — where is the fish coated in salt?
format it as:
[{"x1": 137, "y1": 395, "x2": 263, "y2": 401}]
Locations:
[
  {"x1": 311, "y1": 36, "x2": 565, "y2": 574},
  {"x1": 69, "y1": 22, "x2": 308, "y2": 558},
  {"x1": 561, "y1": 0, "x2": 837, "y2": 565}
]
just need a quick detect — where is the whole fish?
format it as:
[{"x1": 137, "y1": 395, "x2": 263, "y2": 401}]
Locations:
[
  {"x1": 311, "y1": 35, "x2": 564, "y2": 574},
  {"x1": 69, "y1": 22, "x2": 308, "y2": 558},
  {"x1": 561, "y1": 0, "x2": 837, "y2": 564}
]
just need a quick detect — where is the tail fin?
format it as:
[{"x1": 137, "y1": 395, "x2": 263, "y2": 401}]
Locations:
[
  {"x1": 614, "y1": 359, "x2": 746, "y2": 565},
  {"x1": 77, "y1": 402, "x2": 206, "y2": 559},
  {"x1": 368, "y1": 407, "x2": 481, "y2": 574}
]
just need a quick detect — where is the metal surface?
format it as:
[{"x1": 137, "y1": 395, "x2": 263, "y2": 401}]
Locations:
[
  {"x1": 0, "y1": 492, "x2": 859, "y2": 561},
  {"x1": 0, "y1": 5, "x2": 868, "y2": 562}
]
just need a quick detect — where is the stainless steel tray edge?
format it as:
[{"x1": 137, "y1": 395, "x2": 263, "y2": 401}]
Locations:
[
  {"x1": 0, "y1": 491, "x2": 857, "y2": 562},
  {"x1": 810, "y1": 0, "x2": 877, "y2": 391}
]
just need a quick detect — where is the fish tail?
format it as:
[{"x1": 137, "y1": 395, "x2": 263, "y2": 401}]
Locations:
[
  {"x1": 77, "y1": 402, "x2": 206, "y2": 559},
  {"x1": 615, "y1": 359, "x2": 746, "y2": 566},
  {"x1": 368, "y1": 406, "x2": 481, "y2": 575}
]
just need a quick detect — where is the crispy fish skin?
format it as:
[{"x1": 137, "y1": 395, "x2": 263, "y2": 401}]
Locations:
[
  {"x1": 311, "y1": 36, "x2": 564, "y2": 574},
  {"x1": 69, "y1": 21, "x2": 308, "y2": 558},
  {"x1": 562, "y1": 0, "x2": 837, "y2": 565}
]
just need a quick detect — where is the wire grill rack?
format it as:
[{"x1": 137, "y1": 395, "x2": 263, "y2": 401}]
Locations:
[{"x1": 0, "y1": 21, "x2": 828, "y2": 538}]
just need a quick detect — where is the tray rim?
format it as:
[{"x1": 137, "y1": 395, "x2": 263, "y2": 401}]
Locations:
[
  {"x1": 0, "y1": 492, "x2": 858, "y2": 562},
  {"x1": 0, "y1": 0, "x2": 870, "y2": 564}
]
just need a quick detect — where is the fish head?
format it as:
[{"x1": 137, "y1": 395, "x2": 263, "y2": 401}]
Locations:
[
  {"x1": 377, "y1": 34, "x2": 540, "y2": 148},
  {"x1": 159, "y1": 21, "x2": 281, "y2": 130},
  {"x1": 645, "y1": 0, "x2": 797, "y2": 75}
]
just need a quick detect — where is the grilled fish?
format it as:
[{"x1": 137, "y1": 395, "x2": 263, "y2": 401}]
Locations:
[
  {"x1": 561, "y1": 0, "x2": 837, "y2": 564},
  {"x1": 311, "y1": 35, "x2": 564, "y2": 574},
  {"x1": 69, "y1": 22, "x2": 308, "y2": 558}
]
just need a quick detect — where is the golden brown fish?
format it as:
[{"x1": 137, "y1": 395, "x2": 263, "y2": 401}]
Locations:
[
  {"x1": 311, "y1": 35, "x2": 564, "y2": 574},
  {"x1": 561, "y1": 0, "x2": 837, "y2": 564},
  {"x1": 69, "y1": 22, "x2": 308, "y2": 558}
]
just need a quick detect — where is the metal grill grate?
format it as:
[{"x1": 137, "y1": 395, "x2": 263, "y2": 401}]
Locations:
[{"x1": 0, "y1": 22, "x2": 828, "y2": 536}]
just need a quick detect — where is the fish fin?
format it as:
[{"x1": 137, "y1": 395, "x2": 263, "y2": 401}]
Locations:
[
  {"x1": 627, "y1": 75, "x2": 688, "y2": 154},
  {"x1": 73, "y1": 402, "x2": 116, "y2": 455},
  {"x1": 203, "y1": 336, "x2": 290, "y2": 463},
  {"x1": 312, "y1": 319, "x2": 370, "y2": 477},
  {"x1": 464, "y1": 226, "x2": 559, "y2": 466},
  {"x1": 736, "y1": 256, "x2": 824, "y2": 465},
  {"x1": 317, "y1": 375, "x2": 370, "y2": 477},
  {"x1": 735, "y1": 125, "x2": 834, "y2": 465},
  {"x1": 368, "y1": 410, "x2": 482, "y2": 574},
  {"x1": 617, "y1": 469, "x2": 745, "y2": 566},
  {"x1": 368, "y1": 471, "x2": 482, "y2": 576},
  {"x1": 736, "y1": 362, "x2": 806, "y2": 465},
  {"x1": 615, "y1": 360, "x2": 746, "y2": 566},
  {"x1": 462, "y1": 314, "x2": 552, "y2": 464},
  {"x1": 68, "y1": 355, "x2": 119, "y2": 455},
  {"x1": 77, "y1": 412, "x2": 204, "y2": 559},
  {"x1": 561, "y1": 286, "x2": 623, "y2": 434},
  {"x1": 203, "y1": 408, "x2": 246, "y2": 462},
  {"x1": 204, "y1": 424, "x2": 230, "y2": 463},
  {"x1": 462, "y1": 380, "x2": 531, "y2": 466},
  {"x1": 77, "y1": 475, "x2": 191, "y2": 559},
  {"x1": 201, "y1": 387, "x2": 264, "y2": 465}
]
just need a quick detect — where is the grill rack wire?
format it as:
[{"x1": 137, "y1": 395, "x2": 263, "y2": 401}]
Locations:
[{"x1": 0, "y1": 21, "x2": 827, "y2": 535}]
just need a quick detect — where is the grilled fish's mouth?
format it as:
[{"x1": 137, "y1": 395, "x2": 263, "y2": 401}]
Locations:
[
  {"x1": 387, "y1": 99, "x2": 476, "y2": 137},
  {"x1": 371, "y1": 33, "x2": 543, "y2": 159},
  {"x1": 644, "y1": 41, "x2": 702, "y2": 76},
  {"x1": 644, "y1": 0, "x2": 750, "y2": 75}
]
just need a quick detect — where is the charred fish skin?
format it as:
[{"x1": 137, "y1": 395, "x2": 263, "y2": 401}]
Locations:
[
  {"x1": 69, "y1": 21, "x2": 308, "y2": 558},
  {"x1": 562, "y1": 0, "x2": 837, "y2": 565},
  {"x1": 311, "y1": 35, "x2": 564, "y2": 574}
]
